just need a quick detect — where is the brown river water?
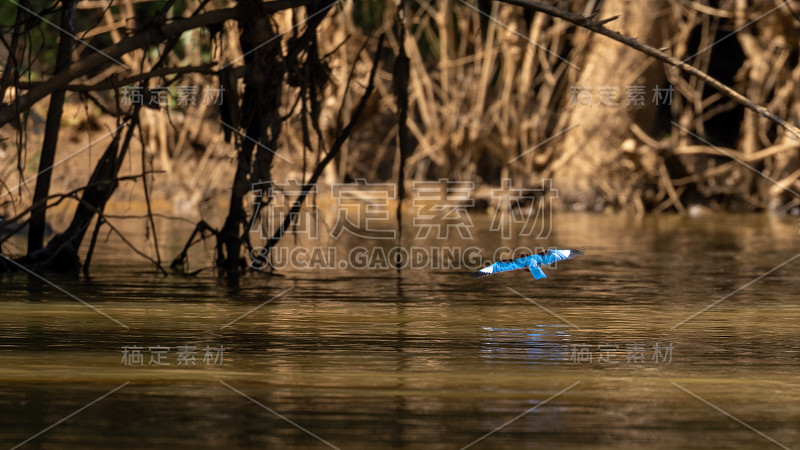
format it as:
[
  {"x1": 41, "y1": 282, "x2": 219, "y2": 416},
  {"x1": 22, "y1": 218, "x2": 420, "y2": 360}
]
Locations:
[{"x1": 1, "y1": 213, "x2": 799, "y2": 449}]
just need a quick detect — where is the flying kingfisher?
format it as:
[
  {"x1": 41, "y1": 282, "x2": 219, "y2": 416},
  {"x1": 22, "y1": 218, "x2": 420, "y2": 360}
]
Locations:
[{"x1": 470, "y1": 248, "x2": 585, "y2": 280}]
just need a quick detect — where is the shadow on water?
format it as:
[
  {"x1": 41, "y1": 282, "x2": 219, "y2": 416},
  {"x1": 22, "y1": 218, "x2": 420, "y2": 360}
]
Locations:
[{"x1": 1, "y1": 213, "x2": 799, "y2": 448}]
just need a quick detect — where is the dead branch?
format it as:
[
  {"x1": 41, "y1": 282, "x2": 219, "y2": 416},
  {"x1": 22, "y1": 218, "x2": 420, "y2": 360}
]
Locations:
[
  {"x1": 0, "y1": 0, "x2": 310, "y2": 127},
  {"x1": 170, "y1": 220, "x2": 218, "y2": 272},
  {"x1": 497, "y1": 0, "x2": 800, "y2": 142},
  {"x1": 15, "y1": 64, "x2": 223, "y2": 92},
  {"x1": 251, "y1": 34, "x2": 385, "y2": 270}
]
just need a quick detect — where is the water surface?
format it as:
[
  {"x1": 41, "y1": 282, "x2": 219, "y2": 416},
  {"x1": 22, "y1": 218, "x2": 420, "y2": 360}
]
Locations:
[{"x1": 1, "y1": 213, "x2": 799, "y2": 449}]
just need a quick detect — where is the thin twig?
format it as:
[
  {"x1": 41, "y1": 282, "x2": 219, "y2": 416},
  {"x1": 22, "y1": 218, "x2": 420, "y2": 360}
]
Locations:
[{"x1": 498, "y1": 0, "x2": 800, "y2": 141}]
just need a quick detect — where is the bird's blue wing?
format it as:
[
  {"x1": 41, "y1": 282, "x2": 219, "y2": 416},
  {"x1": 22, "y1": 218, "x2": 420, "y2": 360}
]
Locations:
[
  {"x1": 528, "y1": 264, "x2": 547, "y2": 279},
  {"x1": 470, "y1": 248, "x2": 585, "y2": 280},
  {"x1": 469, "y1": 258, "x2": 525, "y2": 278},
  {"x1": 538, "y1": 248, "x2": 585, "y2": 266},
  {"x1": 493, "y1": 260, "x2": 524, "y2": 272}
]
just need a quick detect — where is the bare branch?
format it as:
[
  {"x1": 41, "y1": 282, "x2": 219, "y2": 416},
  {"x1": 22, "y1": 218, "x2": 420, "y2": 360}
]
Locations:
[
  {"x1": 497, "y1": 0, "x2": 800, "y2": 141},
  {"x1": 0, "y1": 0, "x2": 310, "y2": 127}
]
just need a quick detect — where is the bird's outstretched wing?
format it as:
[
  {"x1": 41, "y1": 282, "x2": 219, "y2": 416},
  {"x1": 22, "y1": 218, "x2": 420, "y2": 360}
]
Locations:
[
  {"x1": 536, "y1": 247, "x2": 585, "y2": 266},
  {"x1": 469, "y1": 258, "x2": 525, "y2": 279},
  {"x1": 529, "y1": 264, "x2": 547, "y2": 279},
  {"x1": 470, "y1": 248, "x2": 585, "y2": 279}
]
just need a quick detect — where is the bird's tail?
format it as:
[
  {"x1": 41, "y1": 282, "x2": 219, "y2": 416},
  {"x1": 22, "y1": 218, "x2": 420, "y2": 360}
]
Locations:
[
  {"x1": 469, "y1": 270, "x2": 491, "y2": 279},
  {"x1": 570, "y1": 247, "x2": 586, "y2": 258}
]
